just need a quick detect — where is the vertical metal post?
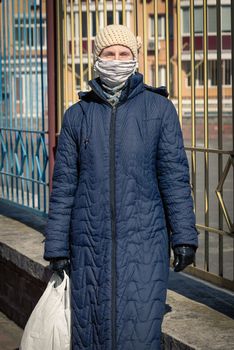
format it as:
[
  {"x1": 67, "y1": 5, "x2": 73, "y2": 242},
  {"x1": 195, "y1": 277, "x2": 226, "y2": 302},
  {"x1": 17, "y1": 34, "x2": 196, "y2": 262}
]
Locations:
[
  {"x1": 143, "y1": 0, "x2": 148, "y2": 83},
  {"x1": 190, "y1": 0, "x2": 196, "y2": 212},
  {"x1": 177, "y1": 0, "x2": 182, "y2": 124},
  {"x1": 216, "y1": 0, "x2": 223, "y2": 278},
  {"x1": 154, "y1": 0, "x2": 158, "y2": 87},
  {"x1": 203, "y1": 0, "x2": 209, "y2": 272},
  {"x1": 122, "y1": 0, "x2": 126, "y2": 25},
  {"x1": 231, "y1": 0, "x2": 234, "y2": 281},
  {"x1": 46, "y1": 0, "x2": 57, "y2": 193},
  {"x1": 56, "y1": 0, "x2": 64, "y2": 132},
  {"x1": 165, "y1": 0, "x2": 170, "y2": 94}
]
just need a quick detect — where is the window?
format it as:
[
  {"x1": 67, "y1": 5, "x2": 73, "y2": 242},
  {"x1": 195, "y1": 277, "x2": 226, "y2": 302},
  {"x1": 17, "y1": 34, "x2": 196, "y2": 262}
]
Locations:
[
  {"x1": 149, "y1": 15, "x2": 165, "y2": 40},
  {"x1": 182, "y1": 5, "x2": 231, "y2": 35},
  {"x1": 194, "y1": 7, "x2": 203, "y2": 34},
  {"x1": 208, "y1": 6, "x2": 216, "y2": 34},
  {"x1": 182, "y1": 6, "x2": 204, "y2": 35},
  {"x1": 182, "y1": 7, "x2": 189, "y2": 35},
  {"x1": 221, "y1": 6, "x2": 231, "y2": 33},
  {"x1": 14, "y1": 17, "x2": 46, "y2": 49}
]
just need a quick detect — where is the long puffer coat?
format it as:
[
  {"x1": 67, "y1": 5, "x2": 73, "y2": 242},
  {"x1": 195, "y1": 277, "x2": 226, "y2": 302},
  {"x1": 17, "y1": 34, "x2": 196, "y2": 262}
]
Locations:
[{"x1": 44, "y1": 72, "x2": 199, "y2": 350}]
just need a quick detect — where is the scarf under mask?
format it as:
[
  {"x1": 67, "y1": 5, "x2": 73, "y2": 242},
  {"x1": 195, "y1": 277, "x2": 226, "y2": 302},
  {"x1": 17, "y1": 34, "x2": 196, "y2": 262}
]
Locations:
[{"x1": 93, "y1": 57, "x2": 138, "y2": 89}]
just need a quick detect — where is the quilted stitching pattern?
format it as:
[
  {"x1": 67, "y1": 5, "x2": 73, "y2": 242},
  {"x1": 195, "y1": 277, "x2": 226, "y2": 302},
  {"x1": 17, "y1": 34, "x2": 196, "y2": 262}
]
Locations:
[{"x1": 44, "y1": 73, "x2": 199, "y2": 350}]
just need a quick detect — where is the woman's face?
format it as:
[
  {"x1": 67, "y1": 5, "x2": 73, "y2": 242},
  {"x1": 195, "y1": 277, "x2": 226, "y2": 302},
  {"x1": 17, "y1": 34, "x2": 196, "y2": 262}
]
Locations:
[{"x1": 99, "y1": 45, "x2": 134, "y2": 61}]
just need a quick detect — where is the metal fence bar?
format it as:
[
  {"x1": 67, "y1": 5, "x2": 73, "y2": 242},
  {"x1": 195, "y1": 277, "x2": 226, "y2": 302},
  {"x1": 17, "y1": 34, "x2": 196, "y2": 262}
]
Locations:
[
  {"x1": 86, "y1": 0, "x2": 91, "y2": 81},
  {"x1": 78, "y1": 0, "x2": 84, "y2": 91},
  {"x1": 142, "y1": 0, "x2": 147, "y2": 83},
  {"x1": 122, "y1": 0, "x2": 126, "y2": 26},
  {"x1": 63, "y1": 0, "x2": 68, "y2": 110},
  {"x1": 95, "y1": 0, "x2": 99, "y2": 33},
  {"x1": 103, "y1": 0, "x2": 107, "y2": 28},
  {"x1": 203, "y1": 0, "x2": 209, "y2": 272},
  {"x1": 165, "y1": 0, "x2": 170, "y2": 95},
  {"x1": 177, "y1": 0, "x2": 182, "y2": 123},
  {"x1": 231, "y1": 0, "x2": 234, "y2": 281},
  {"x1": 112, "y1": 0, "x2": 116, "y2": 25},
  {"x1": 154, "y1": 0, "x2": 158, "y2": 87},
  {"x1": 190, "y1": 0, "x2": 196, "y2": 213},
  {"x1": 7, "y1": 1, "x2": 14, "y2": 202},
  {"x1": 216, "y1": 0, "x2": 224, "y2": 278},
  {"x1": 70, "y1": 0, "x2": 76, "y2": 104}
]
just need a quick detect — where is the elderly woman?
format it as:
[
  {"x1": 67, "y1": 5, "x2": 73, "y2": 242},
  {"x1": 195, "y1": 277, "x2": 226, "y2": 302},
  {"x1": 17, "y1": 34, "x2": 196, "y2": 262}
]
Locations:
[{"x1": 44, "y1": 24, "x2": 199, "y2": 350}]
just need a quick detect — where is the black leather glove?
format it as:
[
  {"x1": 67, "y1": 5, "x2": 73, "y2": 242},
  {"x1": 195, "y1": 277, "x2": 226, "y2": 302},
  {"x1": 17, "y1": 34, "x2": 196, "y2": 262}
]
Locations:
[
  {"x1": 49, "y1": 258, "x2": 70, "y2": 286},
  {"x1": 172, "y1": 244, "x2": 197, "y2": 272}
]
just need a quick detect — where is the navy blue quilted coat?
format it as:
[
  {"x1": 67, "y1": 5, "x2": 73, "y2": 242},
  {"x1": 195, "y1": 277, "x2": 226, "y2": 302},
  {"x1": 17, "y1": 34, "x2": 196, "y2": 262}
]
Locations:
[{"x1": 44, "y1": 72, "x2": 199, "y2": 350}]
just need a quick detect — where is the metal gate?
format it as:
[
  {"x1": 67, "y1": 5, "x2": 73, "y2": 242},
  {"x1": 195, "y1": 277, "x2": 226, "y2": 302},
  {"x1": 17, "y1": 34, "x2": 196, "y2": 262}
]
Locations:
[
  {"x1": 51, "y1": 0, "x2": 234, "y2": 291},
  {"x1": 0, "y1": 0, "x2": 48, "y2": 213}
]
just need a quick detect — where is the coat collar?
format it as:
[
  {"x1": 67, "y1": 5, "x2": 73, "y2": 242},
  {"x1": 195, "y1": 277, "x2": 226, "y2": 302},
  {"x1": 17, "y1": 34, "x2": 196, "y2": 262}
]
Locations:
[
  {"x1": 78, "y1": 72, "x2": 145, "y2": 105},
  {"x1": 78, "y1": 72, "x2": 169, "y2": 104}
]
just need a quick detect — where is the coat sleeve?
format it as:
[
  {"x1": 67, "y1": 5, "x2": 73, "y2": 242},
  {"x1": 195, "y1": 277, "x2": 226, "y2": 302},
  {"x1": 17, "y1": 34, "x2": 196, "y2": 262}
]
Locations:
[
  {"x1": 156, "y1": 99, "x2": 200, "y2": 249},
  {"x1": 43, "y1": 107, "x2": 79, "y2": 261}
]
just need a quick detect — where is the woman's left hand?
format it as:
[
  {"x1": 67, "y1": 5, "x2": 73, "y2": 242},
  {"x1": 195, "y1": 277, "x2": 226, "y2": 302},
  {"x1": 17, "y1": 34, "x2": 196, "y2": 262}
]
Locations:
[{"x1": 172, "y1": 245, "x2": 196, "y2": 272}]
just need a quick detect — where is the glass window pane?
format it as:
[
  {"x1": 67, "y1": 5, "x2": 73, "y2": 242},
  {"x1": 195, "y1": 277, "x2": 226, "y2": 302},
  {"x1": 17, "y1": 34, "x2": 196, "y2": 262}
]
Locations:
[
  {"x1": 107, "y1": 11, "x2": 113, "y2": 25},
  {"x1": 149, "y1": 15, "x2": 154, "y2": 37},
  {"x1": 158, "y1": 15, "x2": 165, "y2": 38},
  {"x1": 182, "y1": 8, "x2": 190, "y2": 34},
  {"x1": 92, "y1": 12, "x2": 96, "y2": 37},
  {"x1": 82, "y1": 12, "x2": 87, "y2": 38},
  {"x1": 222, "y1": 6, "x2": 231, "y2": 32},
  {"x1": 195, "y1": 7, "x2": 203, "y2": 33},
  {"x1": 118, "y1": 11, "x2": 123, "y2": 25},
  {"x1": 208, "y1": 6, "x2": 216, "y2": 33}
]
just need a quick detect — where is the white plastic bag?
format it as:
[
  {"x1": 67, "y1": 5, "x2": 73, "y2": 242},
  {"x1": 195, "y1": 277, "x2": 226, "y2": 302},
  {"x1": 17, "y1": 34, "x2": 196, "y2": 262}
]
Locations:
[{"x1": 19, "y1": 270, "x2": 71, "y2": 350}]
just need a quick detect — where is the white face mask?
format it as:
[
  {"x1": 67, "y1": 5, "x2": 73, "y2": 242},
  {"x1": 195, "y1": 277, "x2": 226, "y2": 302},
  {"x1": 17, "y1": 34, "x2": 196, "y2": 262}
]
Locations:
[{"x1": 93, "y1": 57, "x2": 138, "y2": 88}]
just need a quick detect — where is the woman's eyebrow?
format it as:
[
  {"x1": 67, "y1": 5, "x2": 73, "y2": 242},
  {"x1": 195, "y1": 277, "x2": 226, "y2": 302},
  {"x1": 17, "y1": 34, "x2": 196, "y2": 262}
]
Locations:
[{"x1": 103, "y1": 51, "x2": 115, "y2": 55}]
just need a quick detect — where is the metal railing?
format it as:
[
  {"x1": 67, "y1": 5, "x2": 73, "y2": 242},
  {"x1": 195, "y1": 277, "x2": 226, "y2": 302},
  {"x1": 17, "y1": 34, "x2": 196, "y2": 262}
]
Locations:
[
  {"x1": 0, "y1": 0, "x2": 48, "y2": 213},
  {"x1": 55, "y1": 0, "x2": 234, "y2": 290}
]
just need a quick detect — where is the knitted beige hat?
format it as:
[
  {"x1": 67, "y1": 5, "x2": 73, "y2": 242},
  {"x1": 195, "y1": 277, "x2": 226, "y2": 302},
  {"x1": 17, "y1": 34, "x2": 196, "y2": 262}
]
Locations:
[{"x1": 93, "y1": 24, "x2": 141, "y2": 62}]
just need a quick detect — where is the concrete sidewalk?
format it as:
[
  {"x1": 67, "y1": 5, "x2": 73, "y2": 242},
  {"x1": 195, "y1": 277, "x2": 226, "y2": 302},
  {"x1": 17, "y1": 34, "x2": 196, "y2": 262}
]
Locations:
[{"x1": 0, "y1": 199, "x2": 234, "y2": 350}]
